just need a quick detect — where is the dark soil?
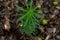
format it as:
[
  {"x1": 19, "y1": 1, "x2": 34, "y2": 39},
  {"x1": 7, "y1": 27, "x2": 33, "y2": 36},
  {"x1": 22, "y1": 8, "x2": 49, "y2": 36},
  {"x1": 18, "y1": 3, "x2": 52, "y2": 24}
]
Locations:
[{"x1": 0, "y1": 0, "x2": 60, "y2": 40}]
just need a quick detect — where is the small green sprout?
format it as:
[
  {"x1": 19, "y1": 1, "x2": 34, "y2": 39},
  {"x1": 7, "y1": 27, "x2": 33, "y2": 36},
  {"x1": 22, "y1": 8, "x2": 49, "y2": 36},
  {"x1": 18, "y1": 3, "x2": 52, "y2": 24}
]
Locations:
[
  {"x1": 16, "y1": 0, "x2": 44, "y2": 37},
  {"x1": 53, "y1": 1, "x2": 58, "y2": 6},
  {"x1": 42, "y1": 19, "x2": 48, "y2": 25},
  {"x1": 38, "y1": 37, "x2": 42, "y2": 40},
  {"x1": 37, "y1": 4, "x2": 42, "y2": 8}
]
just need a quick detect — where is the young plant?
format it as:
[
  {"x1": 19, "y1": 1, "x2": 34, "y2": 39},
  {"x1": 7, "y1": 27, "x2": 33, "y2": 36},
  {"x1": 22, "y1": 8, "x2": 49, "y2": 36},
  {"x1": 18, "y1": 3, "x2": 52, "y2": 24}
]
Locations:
[
  {"x1": 53, "y1": 1, "x2": 58, "y2": 6},
  {"x1": 42, "y1": 19, "x2": 48, "y2": 25},
  {"x1": 16, "y1": 0, "x2": 44, "y2": 37}
]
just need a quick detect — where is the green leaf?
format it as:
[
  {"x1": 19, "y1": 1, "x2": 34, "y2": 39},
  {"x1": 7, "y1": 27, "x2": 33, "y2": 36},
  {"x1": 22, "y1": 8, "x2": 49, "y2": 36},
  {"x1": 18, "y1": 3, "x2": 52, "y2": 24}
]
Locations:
[
  {"x1": 33, "y1": 16, "x2": 38, "y2": 22},
  {"x1": 30, "y1": 17, "x2": 36, "y2": 29},
  {"x1": 16, "y1": 6, "x2": 26, "y2": 12},
  {"x1": 23, "y1": 17, "x2": 29, "y2": 27},
  {"x1": 17, "y1": 14, "x2": 27, "y2": 22},
  {"x1": 24, "y1": 0, "x2": 29, "y2": 9},
  {"x1": 29, "y1": 0, "x2": 33, "y2": 8},
  {"x1": 34, "y1": 13, "x2": 44, "y2": 19},
  {"x1": 33, "y1": 4, "x2": 42, "y2": 10}
]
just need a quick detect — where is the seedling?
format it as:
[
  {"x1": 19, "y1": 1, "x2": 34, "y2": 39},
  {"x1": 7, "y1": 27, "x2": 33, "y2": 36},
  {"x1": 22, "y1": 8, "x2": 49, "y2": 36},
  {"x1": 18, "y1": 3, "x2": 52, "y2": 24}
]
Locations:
[
  {"x1": 16, "y1": 0, "x2": 44, "y2": 37},
  {"x1": 38, "y1": 37, "x2": 42, "y2": 40},
  {"x1": 53, "y1": 1, "x2": 58, "y2": 6},
  {"x1": 42, "y1": 19, "x2": 48, "y2": 25},
  {"x1": 37, "y1": 4, "x2": 42, "y2": 8}
]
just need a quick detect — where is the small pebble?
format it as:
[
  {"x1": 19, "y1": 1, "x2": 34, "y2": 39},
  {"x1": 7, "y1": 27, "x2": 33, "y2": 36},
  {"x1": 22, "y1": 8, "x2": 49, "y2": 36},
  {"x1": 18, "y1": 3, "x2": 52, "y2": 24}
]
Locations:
[
  {"x1": 56, "y1": 35, "x2": 60, "y2": 39},
  {"x1": 56, "y1": 6, "x2": 60, "y2": 9}
]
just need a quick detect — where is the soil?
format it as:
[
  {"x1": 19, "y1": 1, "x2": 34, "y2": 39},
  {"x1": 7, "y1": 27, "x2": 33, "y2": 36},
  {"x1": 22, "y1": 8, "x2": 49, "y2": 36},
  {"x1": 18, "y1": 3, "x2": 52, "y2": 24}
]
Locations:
[{"x1": 0, "y1": 0, "x2": 60, "y2": 40}]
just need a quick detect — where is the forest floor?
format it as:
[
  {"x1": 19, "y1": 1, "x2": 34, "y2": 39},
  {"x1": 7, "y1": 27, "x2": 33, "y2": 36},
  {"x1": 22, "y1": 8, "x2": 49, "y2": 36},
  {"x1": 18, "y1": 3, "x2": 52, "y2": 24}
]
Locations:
[{"x1": 0, "y1": 0, "x2": 60, "y2": 40}]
